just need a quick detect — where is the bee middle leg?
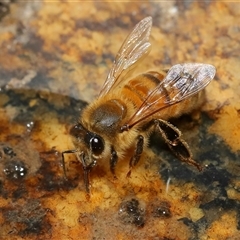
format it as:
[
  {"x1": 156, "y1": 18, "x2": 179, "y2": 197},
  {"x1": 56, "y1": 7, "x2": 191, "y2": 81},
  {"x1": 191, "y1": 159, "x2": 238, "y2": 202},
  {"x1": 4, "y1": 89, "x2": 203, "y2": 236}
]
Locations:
[
  {"x1": 127, "y1": 135, "x2": 144, "y2": 177},
  {"x1": 110, "y1": 146, "x2": 118, "y2": 177},
  {"x1": 154, "y1": 119, "x2": 202, "y2": 171}
]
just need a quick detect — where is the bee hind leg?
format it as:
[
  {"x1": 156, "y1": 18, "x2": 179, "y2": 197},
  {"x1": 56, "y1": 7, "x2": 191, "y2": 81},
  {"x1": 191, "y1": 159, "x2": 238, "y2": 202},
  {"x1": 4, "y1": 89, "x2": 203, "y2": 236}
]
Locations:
[
  {"x1": 154, "y1": 119, "x2": 202, "y2": 171},
  {"x1": 127, "y1": 135, "x2": 144, "y2": 177}
]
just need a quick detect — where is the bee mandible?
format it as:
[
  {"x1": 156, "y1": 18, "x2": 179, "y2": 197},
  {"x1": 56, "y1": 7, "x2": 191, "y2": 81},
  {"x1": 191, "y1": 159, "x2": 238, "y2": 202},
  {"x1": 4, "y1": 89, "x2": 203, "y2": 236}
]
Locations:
[{"x1": 62, "y1": 17, "x2": 216, "y2": 192}]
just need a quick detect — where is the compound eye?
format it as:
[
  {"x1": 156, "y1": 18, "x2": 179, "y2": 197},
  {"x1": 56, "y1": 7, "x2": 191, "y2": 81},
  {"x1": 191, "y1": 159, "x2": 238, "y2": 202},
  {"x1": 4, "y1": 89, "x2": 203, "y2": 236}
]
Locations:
[{"x1": 90, "y1": 136, "x2": 104, "y2": 155}]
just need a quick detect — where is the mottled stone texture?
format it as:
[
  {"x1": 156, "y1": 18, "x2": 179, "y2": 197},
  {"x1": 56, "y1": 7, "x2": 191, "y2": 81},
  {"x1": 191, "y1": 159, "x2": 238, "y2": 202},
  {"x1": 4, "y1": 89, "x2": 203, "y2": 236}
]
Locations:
[{"x1": 0, "y1": 1, "x2": 240, "y2": 239}]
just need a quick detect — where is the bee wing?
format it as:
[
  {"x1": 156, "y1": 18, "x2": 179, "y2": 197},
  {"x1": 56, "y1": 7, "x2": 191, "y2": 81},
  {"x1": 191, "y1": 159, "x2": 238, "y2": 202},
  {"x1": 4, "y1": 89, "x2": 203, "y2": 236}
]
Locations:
[
  {"x1": 98, "y1": 16, "x2": 152, "y2": 97},
  {"x1": 126, "y1": 63, "x2": 216, "y2": 128}
]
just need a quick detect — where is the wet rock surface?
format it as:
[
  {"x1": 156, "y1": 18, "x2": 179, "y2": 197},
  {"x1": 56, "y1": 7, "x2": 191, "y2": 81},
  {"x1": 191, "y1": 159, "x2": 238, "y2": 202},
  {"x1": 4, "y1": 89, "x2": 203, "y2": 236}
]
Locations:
[{"x1": 0, "y1": 1, "x2": 240, "y2": 239}]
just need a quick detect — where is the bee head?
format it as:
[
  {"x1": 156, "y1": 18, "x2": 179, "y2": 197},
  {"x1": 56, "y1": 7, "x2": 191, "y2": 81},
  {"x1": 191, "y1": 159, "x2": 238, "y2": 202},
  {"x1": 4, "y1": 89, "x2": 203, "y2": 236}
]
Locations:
[{"x1": 70, "y1": 123, "x2": 105, "y2": 167}]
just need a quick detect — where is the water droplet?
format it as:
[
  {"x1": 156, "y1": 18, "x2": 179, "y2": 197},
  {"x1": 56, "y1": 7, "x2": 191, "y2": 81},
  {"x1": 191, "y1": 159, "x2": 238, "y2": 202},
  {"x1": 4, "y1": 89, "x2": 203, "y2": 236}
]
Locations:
[
  {"x1": 3, "y1": 146, "x2": 16, "y2": 158},
  {"x1": 118, "y1": 198, "x2": 145, "y2": 227},
  {"x1": 153, "y1": 201, "x2": 171, "y2": 218},
  {"x1": 26, "y1": 121, "x2": 34, "y2": 132},
  {"x1": 4, "y1": 160, "x2": 28, "y2": 180}
]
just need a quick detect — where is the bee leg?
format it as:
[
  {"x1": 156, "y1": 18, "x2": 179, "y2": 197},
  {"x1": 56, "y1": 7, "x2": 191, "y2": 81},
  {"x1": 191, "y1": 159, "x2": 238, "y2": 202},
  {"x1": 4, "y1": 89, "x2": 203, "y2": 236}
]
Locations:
[
  {"x1": 167, "y1": 138, "x2": 202, "y2": 171},
  {"x1": 127, "y1": 135, "x2": 144, "y2": 177},
  {"x1": 81, "y1": 153, "x2": 95, "y2": 193},
  {"x1": 83, "y1": 167, "x2": 91, "y2": 193},
  {"x1": 61, "y1": 149, "x2": 77, "y2": 179},
  {"x1": 154, "y1": 119, "x2": 181, "y2": 146},
  {"x1": 110, "y1": 146, "x2": 118, "y2": 178},
  {"x1": 155, "y1": 119, "x2": 202, "y2": 171}
]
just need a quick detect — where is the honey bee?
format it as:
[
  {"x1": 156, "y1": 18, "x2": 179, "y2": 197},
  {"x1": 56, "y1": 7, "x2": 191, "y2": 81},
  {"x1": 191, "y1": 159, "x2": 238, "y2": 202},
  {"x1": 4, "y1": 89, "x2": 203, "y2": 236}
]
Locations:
[{"x1": 62, "y1": 16, "x2": 216, "y2": 192}]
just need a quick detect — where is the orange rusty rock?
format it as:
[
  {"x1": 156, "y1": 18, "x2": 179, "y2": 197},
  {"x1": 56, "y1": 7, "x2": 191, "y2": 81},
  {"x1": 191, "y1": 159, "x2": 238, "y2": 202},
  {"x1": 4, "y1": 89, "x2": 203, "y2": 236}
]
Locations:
[{"x1": 1, "y1": 1, "x2": 240, "y2": 240}]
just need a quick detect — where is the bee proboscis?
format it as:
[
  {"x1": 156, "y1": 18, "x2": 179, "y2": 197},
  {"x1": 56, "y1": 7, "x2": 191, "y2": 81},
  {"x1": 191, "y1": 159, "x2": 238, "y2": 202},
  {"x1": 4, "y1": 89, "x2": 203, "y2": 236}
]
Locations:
[{"x1": 62, "y1": 16, "x2": 216, "y2": 192}]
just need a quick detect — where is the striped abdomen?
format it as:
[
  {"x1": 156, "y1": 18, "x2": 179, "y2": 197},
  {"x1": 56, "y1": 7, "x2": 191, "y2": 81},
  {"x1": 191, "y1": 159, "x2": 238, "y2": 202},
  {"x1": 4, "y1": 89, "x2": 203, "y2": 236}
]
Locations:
[{"x1": 121, "y1": 71, "x2": 204, "y2": 122}]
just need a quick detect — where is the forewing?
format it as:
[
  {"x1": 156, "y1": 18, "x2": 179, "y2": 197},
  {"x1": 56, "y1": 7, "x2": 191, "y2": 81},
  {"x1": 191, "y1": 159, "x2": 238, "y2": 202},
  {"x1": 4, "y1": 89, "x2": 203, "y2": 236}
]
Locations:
[
  {"x1": 126, "y1": 63, "x2": 216, "y2": 127},
  {"x1": 98, "y1": 16, "x2": 152, "y2": 97}
]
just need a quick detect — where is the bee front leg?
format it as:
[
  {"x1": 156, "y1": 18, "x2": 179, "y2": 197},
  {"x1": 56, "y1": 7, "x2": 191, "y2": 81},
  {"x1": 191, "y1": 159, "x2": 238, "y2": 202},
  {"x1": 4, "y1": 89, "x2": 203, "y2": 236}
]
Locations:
[
  {"x1": 155, "y1": 119, "x2": 202, "y2": 171},
  {"x1": 127, "y1": 135, "x2": 144, "y2": 177},
  {"x1": 81, "y1": 153, "x2": 96, "y2": 193},
  {"x1": 61, "y1": 149, "x2": 78, "y2": 179}
]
